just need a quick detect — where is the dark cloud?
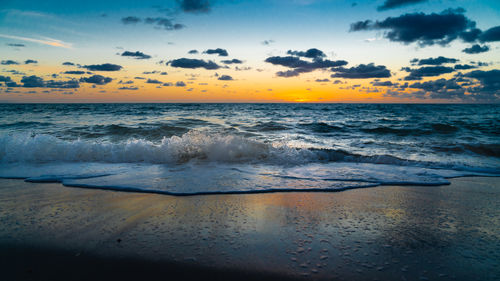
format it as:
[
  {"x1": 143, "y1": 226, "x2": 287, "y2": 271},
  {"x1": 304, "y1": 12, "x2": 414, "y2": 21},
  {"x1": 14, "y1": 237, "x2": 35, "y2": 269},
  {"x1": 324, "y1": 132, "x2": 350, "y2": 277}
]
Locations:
[
  {"x1": 315, "y1": 79, "x2": 330, "y2": 82},
  {"x1": 276, "y1": 70, "x2": 301, "y2": 78},
  {"x1": 454, "y1": 64, "x2": 476, "y2": 70},
  {"x1": 121, "y1": 51, "x2": 151, "y2": 59},
  {"x1": 145, "y1": 17, "x2": 185, "y2": 30},
  {"x1": 176, "y1": 81, "x2": 186, "y2": 87},
  {"x1": 371, "y1": 80, "x2": 394, "y2": 86},
  {"x1": 80, "y1": 75, "x2": 112, "y2": 85},
  {"x1": 409, "y1": 78, "x2": 461, "y2": 92},
  {"x1": 45, "y1": 79, "x2": 80, "y2": 89},
  {"x1": 460, "y1": 28, "x2": 482, "y2": 42},
  {"x1": 24, "y1": 59, "x2": 38, "y2": 64},
  {"x1": 204, "y1": 48, "x2": 229, "y2": 57},
  {"x1": 331, "y1": 63, "x2": 391, "y2": 79},
  {"x1": 62, "y1": 62, "x2": 75, "y2": 66},
  {"x1": 177, "y1": 0, "x2": 210, "y2": 13},
  {"x1": 64, "y1": 71, "x2": 86, "y2": 75},
  {"x1": 351, "y1": 8, "x2": 477, "y2": 46},
  {"x1": 480, "y1": 26, "x2": 500, "y2": 42},
  {"x1": 1, "y1": 60, "x2": 19, "y2": 65},
  {"x1": 7, "y1": 43, "x2": 25, "y2": 47},
  {"x1": 265, "y1": 54, "x2": 348, "y2": 78},
  {"x1": 5, "y1": 81, "x2": 20, "y2": 87},
  {"x1": 377, "y1": 0, "x2": 427, "y2": 11},
  {"x1": 333, "y1": 80, "x2": 344, "y2": 84},
  {"x1": 221, "y1": 59, "x2": 243, "y2": 64},
  {"x1": 218, "y1": 75, "x2": 233, "y2": 81},
  {"x1": 163, "y1": 82, "x2": 173, "y2": 86},
  {"x1": 20, "y1": 76, "x2": 44, "y2": 87},
  {"x1": 121, "y1": 16, "x2": 141, "y2": 24},
  {"x1": 119, "y1": 86, "x2": 139, "y2": 90},
  {"x1": 83, "y1": 63, "x2": 122, "y2": 71},
  {"x1": 0, "y1": 76, "x2": 12, "y2": 82},
  {"x1": 462, "y1": 44, "x2": 490, "y2": 54},
  {"x1": 188, "y1": 49, "x2": 198, "y2": 54},
  {"x1": 412, "y1": 56, "x2": 458, "y2": 66},
  {"x1": 465, "y1": 70, "x2": 500, "y2": 96},
  {"x1": 402, "y1": 66, "x2": 455, "y2": 80},
  {"x1": 168, "y1": 58, "x2": 220, "y2": 70},
  {"x1": 146, "y1": 79, "x2": 163, "y2": 84},
  {"x1": 287, "y1": 48, "x2": 326, "y2": 59}
]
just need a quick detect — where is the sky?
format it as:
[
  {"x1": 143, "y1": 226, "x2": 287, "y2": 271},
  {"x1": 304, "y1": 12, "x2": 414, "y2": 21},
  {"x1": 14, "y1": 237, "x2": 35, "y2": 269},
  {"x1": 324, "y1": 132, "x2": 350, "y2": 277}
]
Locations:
[{"x1": 0, "y1": 0, "x2": 499, "y2": 103}]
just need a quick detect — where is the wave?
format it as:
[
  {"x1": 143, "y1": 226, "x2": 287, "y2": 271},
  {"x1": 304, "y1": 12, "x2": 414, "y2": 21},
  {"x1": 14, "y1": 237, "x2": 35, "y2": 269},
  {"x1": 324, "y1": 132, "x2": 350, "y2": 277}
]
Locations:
[{"x1": 0, "y1": 132, "x2": 498, "y2": 174}]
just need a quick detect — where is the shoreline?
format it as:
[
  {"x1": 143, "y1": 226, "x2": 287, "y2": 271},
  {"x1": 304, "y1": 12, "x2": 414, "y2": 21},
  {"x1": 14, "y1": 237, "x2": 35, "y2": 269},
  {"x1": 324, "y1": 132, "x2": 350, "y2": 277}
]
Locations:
[{"x1": 1, "y1": 177, "x2": 499, "y2": 280}]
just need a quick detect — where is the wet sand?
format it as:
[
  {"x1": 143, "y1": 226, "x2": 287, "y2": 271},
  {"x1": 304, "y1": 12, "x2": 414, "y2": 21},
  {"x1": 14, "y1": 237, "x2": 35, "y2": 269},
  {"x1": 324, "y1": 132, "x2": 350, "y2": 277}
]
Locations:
[{"x1": 0, "y1": 177, "x2": 499, "y2": 281}]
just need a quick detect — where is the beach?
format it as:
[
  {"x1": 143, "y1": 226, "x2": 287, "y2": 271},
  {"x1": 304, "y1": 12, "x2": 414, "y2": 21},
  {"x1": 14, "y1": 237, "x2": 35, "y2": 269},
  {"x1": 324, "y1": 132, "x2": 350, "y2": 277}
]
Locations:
[{"x1": 1, "y1": 177, "x2": 498, "y2": 281}]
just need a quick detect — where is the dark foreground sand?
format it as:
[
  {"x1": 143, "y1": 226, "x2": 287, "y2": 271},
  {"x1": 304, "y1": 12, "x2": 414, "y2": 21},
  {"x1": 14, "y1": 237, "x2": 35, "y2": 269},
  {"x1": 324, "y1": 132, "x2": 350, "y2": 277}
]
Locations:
[{"x1": 0, "y1": 177, "x2": 499, "y2": 281}]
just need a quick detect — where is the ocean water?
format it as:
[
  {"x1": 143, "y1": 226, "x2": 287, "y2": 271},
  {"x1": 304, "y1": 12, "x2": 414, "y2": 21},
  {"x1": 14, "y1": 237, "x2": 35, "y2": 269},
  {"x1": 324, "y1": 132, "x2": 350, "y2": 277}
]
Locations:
[{"x1": 0, "y1": 103, "x2": 498, "y2": 195}]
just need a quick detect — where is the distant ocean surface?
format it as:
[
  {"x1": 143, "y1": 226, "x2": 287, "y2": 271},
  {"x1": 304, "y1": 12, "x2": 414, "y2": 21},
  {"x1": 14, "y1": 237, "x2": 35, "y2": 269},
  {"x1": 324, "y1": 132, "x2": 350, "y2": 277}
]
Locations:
[{"x1": 0, "y1": 103, "x2": 499, "y2": 195}]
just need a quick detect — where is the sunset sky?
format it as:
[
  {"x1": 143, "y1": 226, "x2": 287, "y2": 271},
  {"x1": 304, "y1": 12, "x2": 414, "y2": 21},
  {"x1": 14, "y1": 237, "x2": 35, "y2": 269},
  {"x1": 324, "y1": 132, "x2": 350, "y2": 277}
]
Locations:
[{"x1": 0, "y1": 0, "x2": 499, "y2": 103}]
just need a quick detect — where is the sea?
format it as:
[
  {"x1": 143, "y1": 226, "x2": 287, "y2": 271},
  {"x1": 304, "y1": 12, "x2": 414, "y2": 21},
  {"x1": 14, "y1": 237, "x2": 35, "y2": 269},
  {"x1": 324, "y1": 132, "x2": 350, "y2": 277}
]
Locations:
[{"x1": 0, "y1": 103, "x2": 498, "y2": 195}]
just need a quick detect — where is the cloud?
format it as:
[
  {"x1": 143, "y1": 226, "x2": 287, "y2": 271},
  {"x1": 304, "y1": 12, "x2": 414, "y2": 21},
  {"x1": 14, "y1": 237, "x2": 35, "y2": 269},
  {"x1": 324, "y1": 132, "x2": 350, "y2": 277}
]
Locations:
[
  {"x1": 80, "y1": 75, "x2": 112, "y2": 85},
  {"x1": 287, "y1": 48, "x2": 326, "y2": 59},
  {"x1": 5, "y1": 75, "x2": 80, "y2": 89},
  {"x1": 265, "y1": 51, "x2": 348, "y2": 77},
  {"x1": 176, "y1": 81, "x2": 186, "y2": 87},
  {"x1": 409, "y1": 78, "x2": 461, "y2": 92},
  {"x1": 377, "y1": 0, "x2": 427, "y2": 11},
  {"x1": 119, "y1": 86, "x2": 139, "y2": 90},
  {"x1": 83, "y1": 63, "x2": 123, "y2": 71},
  {"x1": 45, "y1": 79, "x2": 80, "y2": 88},
  {"x1": 221, "y1": 59, "x2": 243, "y2": 64},
  {"x1": 19, "y1": 75, "x2": 43, "y2": 87},
  {"x1": 146, "y1": 79, "x2": 163, "y2": 84},
  {"x1": 331, "y1": 63, "x2": 391, "y2": 79},
  {"x1": 454, "y1": 64, "x2": 476, "y2": 70},
  {"x1": 262, "y1": 40, "x2": 275, "y2": 46},
  {"x1": 350, "y1": 8, "x2": 477, "y2": 46},
  {"x1": 204, "y1": 48, "x2": 229, "y2": 56},
  {"x1": 371, "y1": 80, "x2": 393, "y2": 86},
  {"x1": 168, "y1": 58, "x2": 220, "y2": 70},
  {"x1": 177, "y1": 0, "x2": 210, "y2": 13},
  {"x1": 465, "y1": 70, "x2": 500, "y2": 96},
  {"x1": 163, "y1": 82, "x2": 173, "y2": 86},
  {"x1": 7, "y1": 43, "x2": 25, "y2": 47},
  {"x1": 411, "y1": 56, "x2": 458, "y2": 66},
  {"x1": 24, "y1": 59, "x2": 37, "y2": 64},
  {"x1": 121, "y1": 16, "x2": 141, "y2": 24},
  {"x1": 64, "y1": 71, "x2": 86, "y2": 75},
  {"x1": 1, "y1": 60, "x2": 19, "y2": 65},
  {"x1": 0, "y1": 33, "x2": 72, "y2": 48},
  {"x1": 0, "y1": 76, "x2": 12, "y2": 82},
  {"x1": 315, "y1": 79, "x2": 330, "y2": 82},
  {"x1": 462, "y1": 44, "x2": 490, "y2": 54},
  {"x1": 144, "y1": 17, "x2": 185, "y2": 30},
  {"x1": 402, "y1": 66, "x2": 455, "y2": 80},
  {"x1": 121, "y1": 51, "x2": 152, "y2": 59},
  {"x1": 480, "y1": 26, "x2": 500, "y2": 42},
  {"x1": 62, "y1": 62, "x2": 75, "y2": 66},
  {"x1": 188, "y1": 49, "x2": 198, "y2": 54},
  {"x1": 218, "y1": 75, "x2": 233, "y2": 81},
  {"x1": 387, "y1": 80, "x2": 466, "y2": 100}
]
